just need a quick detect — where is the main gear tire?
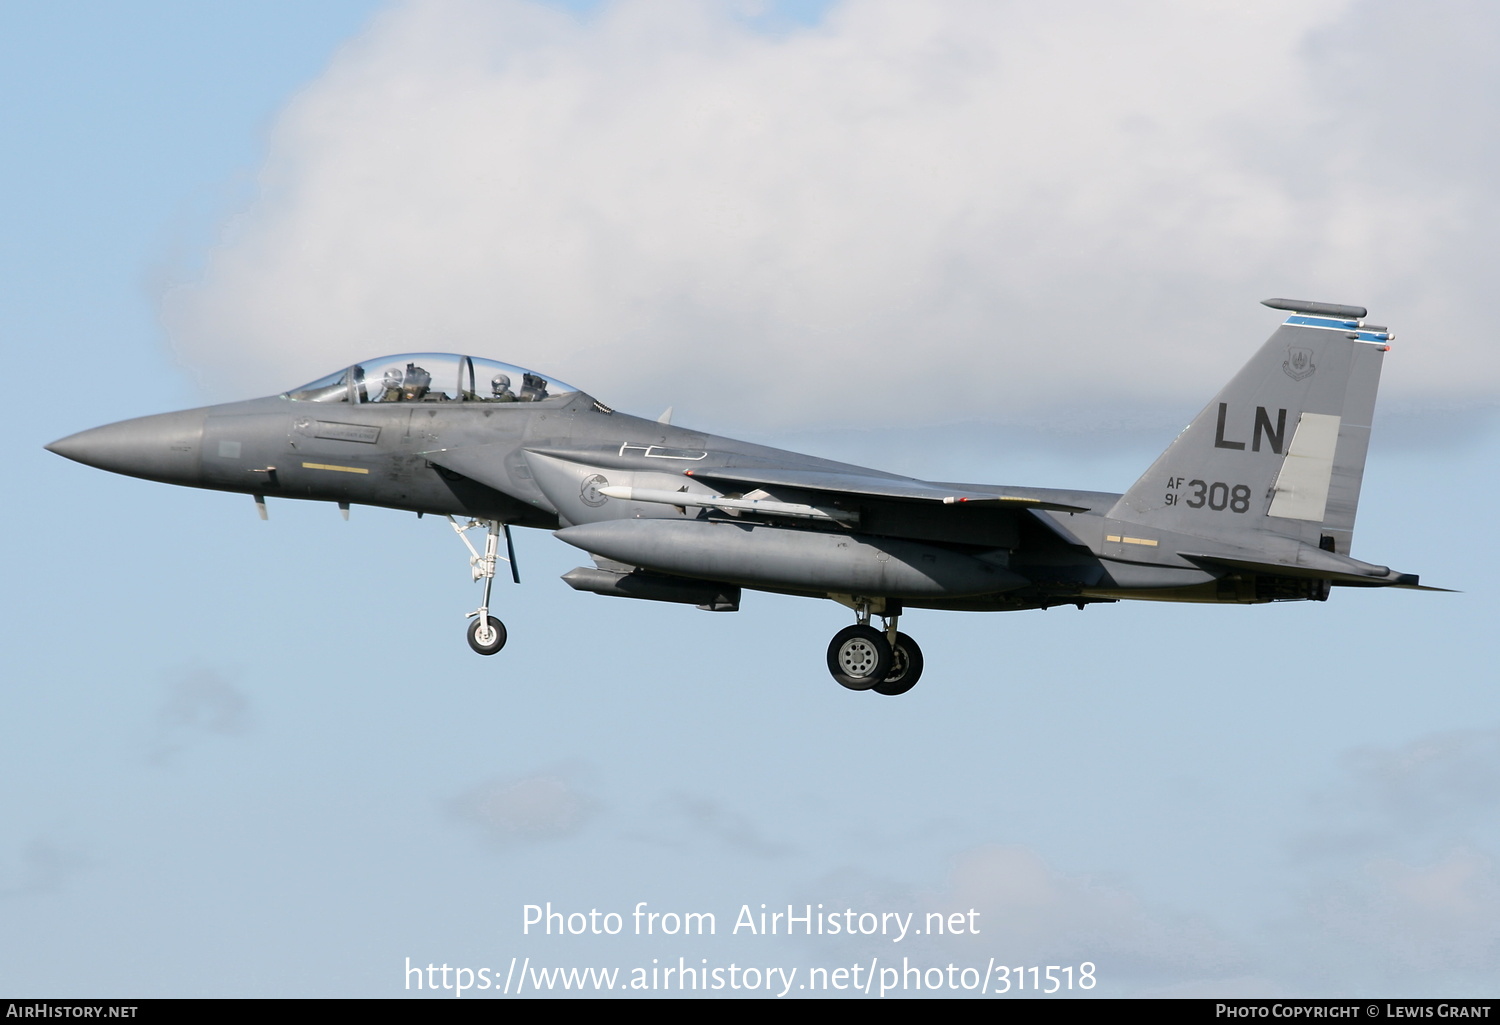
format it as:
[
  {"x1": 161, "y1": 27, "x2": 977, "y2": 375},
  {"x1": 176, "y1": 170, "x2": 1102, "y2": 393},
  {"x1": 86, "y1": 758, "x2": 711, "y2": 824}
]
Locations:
[
  {"x1": 873, "y1": 632, "x2": 924, "y2": 696},
  {"x1": 827, "y1": 625, "x2": 892, "y2": 690}
]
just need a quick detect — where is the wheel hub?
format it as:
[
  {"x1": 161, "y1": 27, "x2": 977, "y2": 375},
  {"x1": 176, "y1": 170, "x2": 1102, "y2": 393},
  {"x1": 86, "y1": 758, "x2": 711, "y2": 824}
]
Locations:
[{"x1": 838, "y1": 638, "x2": 881, "y2": 677}]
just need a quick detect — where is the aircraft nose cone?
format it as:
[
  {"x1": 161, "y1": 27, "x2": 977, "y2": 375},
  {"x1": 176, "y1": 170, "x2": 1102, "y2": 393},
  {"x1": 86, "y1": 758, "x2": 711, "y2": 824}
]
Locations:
[{"x1": 47, "y1": 409, "x2": 207, "y2": 484}]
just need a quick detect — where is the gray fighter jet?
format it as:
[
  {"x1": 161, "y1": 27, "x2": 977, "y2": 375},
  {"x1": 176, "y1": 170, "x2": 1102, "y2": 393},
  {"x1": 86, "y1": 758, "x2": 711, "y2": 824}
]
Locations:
[{"x1": 47, "y1": 299, "x2": 1434, "y2": 695}]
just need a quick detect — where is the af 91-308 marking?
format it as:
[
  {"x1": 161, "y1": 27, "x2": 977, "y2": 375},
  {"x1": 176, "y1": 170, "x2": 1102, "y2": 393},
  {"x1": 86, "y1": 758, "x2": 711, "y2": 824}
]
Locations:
[{"x1": 1164, "y1": 477, "x2": 1251, "y2": 512}]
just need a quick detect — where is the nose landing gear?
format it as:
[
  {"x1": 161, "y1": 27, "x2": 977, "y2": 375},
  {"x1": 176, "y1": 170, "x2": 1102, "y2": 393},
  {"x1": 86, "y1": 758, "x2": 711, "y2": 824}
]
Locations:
[
  {"x1": 450, "y1": 517, "x2": 518, "y2": 655},
  {"x1": 825, "y1": 601, "x2": 924, "y2": 695},
  {"x1": 467, "y1": 616, "x2": 508, "y2": 655}
]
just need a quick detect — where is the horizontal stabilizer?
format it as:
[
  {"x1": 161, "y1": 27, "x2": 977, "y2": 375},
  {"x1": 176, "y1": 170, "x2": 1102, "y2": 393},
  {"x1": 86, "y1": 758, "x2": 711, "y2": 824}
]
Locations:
[
  {"x1": 1180, "y1": 546, "x2": 1424, "y2": 588},
  {"x1": 684, "y1": 466, "x2": 1089, "y2": 512}
]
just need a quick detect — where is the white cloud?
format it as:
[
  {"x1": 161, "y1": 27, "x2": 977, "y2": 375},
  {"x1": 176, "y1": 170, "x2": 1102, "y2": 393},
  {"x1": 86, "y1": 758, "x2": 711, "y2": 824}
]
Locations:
[
  {"x1": 805, "y1": 843, "x2": 1247, "y2": 988},
  {"x1": 1280, "y1": 727, "x2": 1500, "y2": 989},
  {"x1": 638, "y1": 791, "x2": 795, "y2": 858},
  {"x1": 0, "y1": 838, "x2": 93, "y2": 897},
  {"x1": 450, "y1": 765, "x2": 600, "y2": 846},
  {"x1": 1297, "y1": 727, "x2": 1500, "y2": 859},
  {"x1": 147, "y1": 668, "x2": 252, "y2": 765},
  {"x1": 863, "y1": 725, "x2": 1500, "y2": 993},
  {"x1": 935, "y1": 845, "x2": 1246, "y2": 977},
  {"x1": 1350, "y1": 728, "x2": 1500, "y2": 824},
  {"x1": 164, "y1": 0, "x2": 1500, "y2": 431},
  {"x1": 1301, "y1": 847, "x2": 1500, "y2": 982}
]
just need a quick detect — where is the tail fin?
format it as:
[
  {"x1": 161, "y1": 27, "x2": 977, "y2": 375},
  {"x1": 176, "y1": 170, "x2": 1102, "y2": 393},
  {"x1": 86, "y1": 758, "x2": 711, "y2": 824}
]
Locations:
[{"x1": 1109, "y1": 299, "x2": 1392, "y2": 556}]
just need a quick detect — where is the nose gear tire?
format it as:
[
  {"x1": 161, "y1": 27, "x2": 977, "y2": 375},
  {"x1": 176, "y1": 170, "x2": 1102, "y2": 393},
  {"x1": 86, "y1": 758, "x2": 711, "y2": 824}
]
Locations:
[{"x1": 467, "y1": 617, "x2": 508, "y2": 655}]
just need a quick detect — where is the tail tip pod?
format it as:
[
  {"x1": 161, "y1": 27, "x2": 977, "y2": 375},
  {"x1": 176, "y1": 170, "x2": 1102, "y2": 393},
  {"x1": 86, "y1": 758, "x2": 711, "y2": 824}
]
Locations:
[
  {"x1": 1261, "y1": 298, "x2": 1394, "y2": 345},
  {"x1": 1261, "y1": 297, "x2": 1368, "y2": 320}
]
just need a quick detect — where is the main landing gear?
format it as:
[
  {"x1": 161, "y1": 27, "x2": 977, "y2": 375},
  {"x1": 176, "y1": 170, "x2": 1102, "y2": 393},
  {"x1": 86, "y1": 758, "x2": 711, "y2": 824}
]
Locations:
[
  {"x1": 449, "y1": 517, "x2": 518, "y2": 655},
  {"x1": 826, "y1": 602, "x2": 924, "y2": 696}
]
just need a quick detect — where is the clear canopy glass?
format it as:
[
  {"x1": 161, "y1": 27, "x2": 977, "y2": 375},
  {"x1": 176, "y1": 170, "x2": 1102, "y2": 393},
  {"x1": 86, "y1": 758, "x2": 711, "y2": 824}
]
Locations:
[{"x1": 285, "y1": 354, "x2": 580, "y2": 405}]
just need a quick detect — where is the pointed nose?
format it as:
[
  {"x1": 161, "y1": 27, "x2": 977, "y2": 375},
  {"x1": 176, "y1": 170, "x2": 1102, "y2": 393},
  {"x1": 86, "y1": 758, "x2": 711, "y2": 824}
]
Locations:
[{"x1": 47, "y1": 409, "x2": 207, "y2": 485}]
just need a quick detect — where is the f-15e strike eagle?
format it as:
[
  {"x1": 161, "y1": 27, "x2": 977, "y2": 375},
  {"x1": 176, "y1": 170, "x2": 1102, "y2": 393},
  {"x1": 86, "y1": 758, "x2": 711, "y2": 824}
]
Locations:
[{"x1": 48, "y1": 299, "x2": 1434, "y2": 695}]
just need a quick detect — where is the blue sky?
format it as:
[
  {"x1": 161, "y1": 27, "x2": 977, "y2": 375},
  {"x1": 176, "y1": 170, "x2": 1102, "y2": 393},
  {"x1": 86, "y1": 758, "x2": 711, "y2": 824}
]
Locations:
[{"x1": 3, "y1": 0, "x2": 1498, "y2": 999}]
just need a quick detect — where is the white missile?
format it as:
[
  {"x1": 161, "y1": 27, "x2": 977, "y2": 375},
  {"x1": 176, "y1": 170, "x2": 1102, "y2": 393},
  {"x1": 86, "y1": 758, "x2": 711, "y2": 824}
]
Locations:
[{"x1": 597, "y1": 485, "x2": 857, "y2": 524}]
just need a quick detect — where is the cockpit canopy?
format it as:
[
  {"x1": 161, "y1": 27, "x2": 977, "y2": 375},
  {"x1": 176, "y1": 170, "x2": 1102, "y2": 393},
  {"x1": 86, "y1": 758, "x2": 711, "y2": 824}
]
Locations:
[{"x1": 285, "y1": 354, "x2": 581, "y2": 405}]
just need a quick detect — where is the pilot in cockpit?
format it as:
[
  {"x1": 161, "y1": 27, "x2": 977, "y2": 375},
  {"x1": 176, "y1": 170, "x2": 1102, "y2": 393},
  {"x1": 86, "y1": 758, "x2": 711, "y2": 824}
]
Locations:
[
  {"x1": 400, "y1": 363, "x2": 432, "y2": 401},
  {"x1": 375, "y1": 367, "x2": 404, "y2": 402},
  {"x1": 491, "y1": 374, "x2": 518, "y2": 402},
  {"x1": 518, "y1": 372, "x2": 549, "y2": 402}
]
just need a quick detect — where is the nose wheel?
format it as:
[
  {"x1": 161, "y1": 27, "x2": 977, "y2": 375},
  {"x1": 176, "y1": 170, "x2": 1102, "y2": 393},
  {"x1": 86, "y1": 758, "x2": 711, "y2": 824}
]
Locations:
[
  {"x1": 826, "y1": 605, "x2": 924, "y2": 695},
  {"x1": 450, "y1": 516, "x2": 518, "y2": 655},
  {"x1": 467, "y1": 616, "x2": 508, "y2": 655}
]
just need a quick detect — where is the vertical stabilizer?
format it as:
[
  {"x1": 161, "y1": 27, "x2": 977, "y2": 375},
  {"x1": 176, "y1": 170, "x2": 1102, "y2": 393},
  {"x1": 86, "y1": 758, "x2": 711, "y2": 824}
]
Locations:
[{"x1": 1108, "y1": 301, "x2": 1392, "y2": 555}]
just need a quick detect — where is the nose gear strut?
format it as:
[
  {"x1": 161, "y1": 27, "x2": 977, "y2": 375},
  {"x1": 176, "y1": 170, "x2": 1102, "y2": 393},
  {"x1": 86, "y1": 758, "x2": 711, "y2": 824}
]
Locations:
[{"x1": 448, "y1": 517, "x2": 518, "y2": 655}]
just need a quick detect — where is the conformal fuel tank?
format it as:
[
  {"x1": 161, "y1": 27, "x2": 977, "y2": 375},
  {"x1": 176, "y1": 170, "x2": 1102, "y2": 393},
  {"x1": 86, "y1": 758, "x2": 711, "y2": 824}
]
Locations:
[{"x1": 554, "y1": 519, "x2": 1025, "y2": 598}]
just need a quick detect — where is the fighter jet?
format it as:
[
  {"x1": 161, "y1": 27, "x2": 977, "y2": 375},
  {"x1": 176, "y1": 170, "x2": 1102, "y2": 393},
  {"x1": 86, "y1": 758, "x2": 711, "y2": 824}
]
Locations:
[{"x1": 47, "y1": 299, "x2": 1433, "y2": 695}]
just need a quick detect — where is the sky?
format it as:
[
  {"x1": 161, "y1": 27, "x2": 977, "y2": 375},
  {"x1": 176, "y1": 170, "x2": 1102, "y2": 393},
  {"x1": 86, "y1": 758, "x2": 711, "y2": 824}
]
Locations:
[{"x1": 3, "y1": 0, "x2": 1498, "y2": 999}]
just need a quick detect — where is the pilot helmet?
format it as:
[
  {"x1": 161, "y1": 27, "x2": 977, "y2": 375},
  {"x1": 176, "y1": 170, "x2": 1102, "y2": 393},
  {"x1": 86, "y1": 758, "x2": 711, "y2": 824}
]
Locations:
[{"x1": 492, "y1": 374, "x2": 512, "y2": 393}]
